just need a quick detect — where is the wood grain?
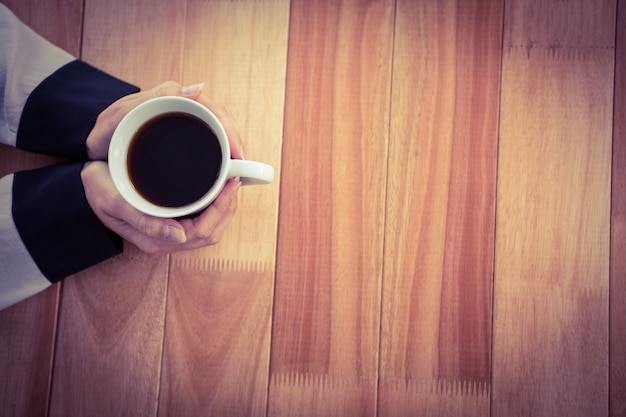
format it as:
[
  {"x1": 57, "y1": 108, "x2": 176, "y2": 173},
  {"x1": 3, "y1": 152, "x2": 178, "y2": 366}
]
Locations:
[
  {"x1": 1, "y1": 0, "x2": 623, "y2": 415},
  {"x1": 0, "y1": 2, "x2": 82, "y2": 416},
  {"x1": 80, "y1": 0, "x2": 186, "y2": 87},
  {"x1": 179, "y1": 0, "x2": 288, "y2": 262},
  {"x1": 1, "y1": 0, "x2": 83, "y2": 55},
  {"x1": 611, "y1": 0, "x2": 626, "y2": 415},
  {"x1": 47, "y1": 0, "x2": 185, "y2": 415},
  {"x1": 268, "y1": 0, "x2": 394, "y2": 415},
  {"x1": 378, "y1": 0, "x2": 502, "y2": 415},
  {"x1": 159, "y1": 1, "x2": 290, "y2": 415},
  {"x1": 0, "y1": 290, "x2": 59, "y2": 417},
  {"x1": 492, "y1": 0, "x2": 615, "y2": 415},
  {"x1": 48, "y1": 252, "x2": 169, "y2": 417},
  {"x1": 158, "y1": 259, "x2": 274, "y2": 416},
  {"x1": 0, "y1": 145, "x2": 65, "y2": 174}
]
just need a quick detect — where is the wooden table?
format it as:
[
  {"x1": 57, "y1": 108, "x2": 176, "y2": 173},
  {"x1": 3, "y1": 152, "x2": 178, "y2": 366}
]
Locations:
[{"x1": 1, "y1": 0, "x2": 623, "y2": 416}]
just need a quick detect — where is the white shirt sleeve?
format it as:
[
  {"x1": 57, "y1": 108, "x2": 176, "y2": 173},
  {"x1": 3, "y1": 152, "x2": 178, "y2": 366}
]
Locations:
[
  {"x1": 0, "y1": 4, "x2": 73, "y2": 309},
  {"x1": 0, "y1": 3, "x2": 74, "y2": 147},
  {"x1": 0, "y1": 174, "x2": 51, "y2": 309}
]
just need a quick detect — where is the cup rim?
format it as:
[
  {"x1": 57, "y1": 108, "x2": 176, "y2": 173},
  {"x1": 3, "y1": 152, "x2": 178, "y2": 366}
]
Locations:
[{"x1": 108, "y1": 96, "x2": 230, "y2": 218}]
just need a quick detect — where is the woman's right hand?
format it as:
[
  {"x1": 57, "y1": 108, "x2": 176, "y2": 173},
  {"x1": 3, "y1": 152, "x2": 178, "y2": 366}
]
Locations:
[{"x1": 81, "y1": 161, "x2": 240, "y2": 254}]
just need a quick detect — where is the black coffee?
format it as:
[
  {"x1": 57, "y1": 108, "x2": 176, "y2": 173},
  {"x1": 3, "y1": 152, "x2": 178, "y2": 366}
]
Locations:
[{"x1": 127, "y1": 112, "x2": 222, "y2": 208}]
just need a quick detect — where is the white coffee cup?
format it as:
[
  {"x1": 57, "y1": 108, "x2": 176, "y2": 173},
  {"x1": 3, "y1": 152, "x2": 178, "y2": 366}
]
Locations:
[{"x1": 108, "y1": 96, "x2": 274, "y2": 218}]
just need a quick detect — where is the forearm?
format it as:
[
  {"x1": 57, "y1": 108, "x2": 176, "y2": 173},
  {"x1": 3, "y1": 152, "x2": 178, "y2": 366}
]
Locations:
[{"x1": 0, "y1": 4, "x2": 139, "y2": 309}]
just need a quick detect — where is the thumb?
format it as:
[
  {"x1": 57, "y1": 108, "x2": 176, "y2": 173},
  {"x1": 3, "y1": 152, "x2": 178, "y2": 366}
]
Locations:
[{"x1": 128, "y1": 211, "x2": 187, "y2": 243}]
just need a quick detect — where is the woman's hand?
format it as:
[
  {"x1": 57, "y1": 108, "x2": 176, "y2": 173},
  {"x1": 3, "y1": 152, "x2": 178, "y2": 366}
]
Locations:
[
  {"x1": 82, "y1": 80, "x2": 246, "y2": 252},
  {"x1": 85, "y1": 81, "x2": 244, "y2": 161},
  {"x1": 81, "y1": 161, "x2": 240, "y2": 254}
]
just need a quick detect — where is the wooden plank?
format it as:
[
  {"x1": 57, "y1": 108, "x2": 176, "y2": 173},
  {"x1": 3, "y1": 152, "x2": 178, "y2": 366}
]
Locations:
[
  {"x1": 611, "y1": 1, "x2": 626, "y2": 415},
  {"x1": 48, "y1": 252, "x2": 169, "y2": 417},
  {"x1": 79, "y1": 0, "x2": 186, "y2": 87},
  {"x1": 378, "y1": 0, "x2": 502, "y2": 415},
  {"x1": 158, "y1": 1, "x2": 289, "y2": 415},
  {"x1": 159, "y1": 258, "x2": 275, "y2": 416},
  {"x1": 1, "y1": 0, "x2": 83, "y2": 54},
  {"x1": 0, "y1": 290, "x2": 60, "y2": 417},
  {"x1": 492, "y1": 0, "x2": 615, "y2": 415},
  {"x1": 180, "y1": 0, "x2": 287, "y2": 263},
  {"x1": 267, "y1": 1, "x2": 394, "y2": 415},
  {"x1": 0, "y1": 1, "x2": 82, "y2": 416},
  {"x1": 48, "y1": 0, "x2": 185, "y2": 415},
  {"x1": 0, "y1": 145, "x2": 64, "y2": 173}
]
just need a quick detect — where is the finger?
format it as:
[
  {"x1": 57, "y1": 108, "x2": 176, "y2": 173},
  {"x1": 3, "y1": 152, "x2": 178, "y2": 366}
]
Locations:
[
  {"x1": 105, "y1": 210, "x2": 187, "y2": 254},
  {"x1": 227, "y1": 125, "x2": 245, "y2": 160},
  {"x1": 82, "y1": 162, "x2": 188, "y2": 255},
  {"x1": 117, "y1": 81, "x2": 203, "y2": 115},
  {"x1": 197, "y1": 96, "x2": 245, "y2": 159},
  {"x1": 143, "y1": 81, "x2": 204, "y2": 101},
  {"x1": 87, "y1": 82, "x2": 205, "y2": 160},
  {"x1": 171, "y1": 193, "x2": 239, "y2": 252},
  {"x1": 123, "y1": 208, "x2": 187, "y2": 244},
  {"x1": 181, "y1": 178, "x2": 240, "y2": 244},
  {"x1": 198, "y1": 182, "x2": 240, "y2": 245},
  {"x1": 89, "y1": 163, "x2": 187, "y2": 243},
  {"x1": 180, "y1": 82, "x2": 205, "y2": 99},
  {"x1": 120, "y1": 81, "x2": 182, "y2": 109}
]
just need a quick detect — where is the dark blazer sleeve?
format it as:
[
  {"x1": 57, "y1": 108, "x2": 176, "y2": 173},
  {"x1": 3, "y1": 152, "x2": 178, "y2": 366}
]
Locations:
[
  {"x1": 11, "y1": 61, "x2": 140, "y2": 282},
  {"x1": 17, "y1": 60, "x2": 139, "y2": 159},
  {"x1": 12, "y1": 163, "x2": 124, "y2": 282}
]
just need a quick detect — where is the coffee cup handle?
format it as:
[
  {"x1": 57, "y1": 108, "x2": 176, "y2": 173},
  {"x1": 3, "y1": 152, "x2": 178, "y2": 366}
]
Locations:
[{"x1": 228, "y1": 159, "x2": 274, "y2": 185}]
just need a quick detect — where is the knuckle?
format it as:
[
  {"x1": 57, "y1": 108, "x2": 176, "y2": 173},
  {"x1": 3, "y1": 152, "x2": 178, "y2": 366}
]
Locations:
[
  {"x1": 135, "y1": 215, "x2": 150, "y2": 234},
  {"x1": 104, "y1": 195, "x2": 126, "y2": 216},
  {"x1": 155, "y1": 81, "x2": 181, "y2": 97},
  {"x1": 228, "y1": 197, "x2": 238, "y2": 213},
  {"x1": 104, "y1": 99, "x2": 127, "y2": 120},
  {"x1": 94, "y1": 108, "x2": 115, "y2": 133},
  {"x1": 212, "y1": 204, "x2": 228, "y2": 217},
  {"x1": 196, "y1": 228, "x2": 214, "y2": 243},
  {"x1": 193, "y1": 225, "x2": 219, "y2": 245},
  {"x1": 214, "y1": 197, "x2": 236, "y2": 216},
  {"x1": 137, "y1": 215, "x2": 160, "y2": 237},
  {"x1": 218, "y1": 199, "x2": 238, "y2": 220},
  {"x1": 212, "y1": 101, "x2": 226, "y2": 113}
]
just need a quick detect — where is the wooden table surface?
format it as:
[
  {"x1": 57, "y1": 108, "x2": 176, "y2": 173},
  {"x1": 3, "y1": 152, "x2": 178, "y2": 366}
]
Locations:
[{"x1": 0, "y1": 0, "x2": 623, "y2": 416}]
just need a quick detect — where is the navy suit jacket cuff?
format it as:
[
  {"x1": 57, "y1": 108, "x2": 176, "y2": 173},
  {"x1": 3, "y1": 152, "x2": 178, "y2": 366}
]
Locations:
[
  {"x1": 16, "y1": 60, "x2": 139, "y2": 159},
  {"x1": 12, "y1": 163, "x2": 123, "y2": 282},
  {"x1": 11, "y1": 60, "x2": 139, "y2": 282}
]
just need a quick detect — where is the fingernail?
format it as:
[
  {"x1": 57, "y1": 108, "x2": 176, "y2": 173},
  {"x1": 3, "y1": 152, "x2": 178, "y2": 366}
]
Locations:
[
  {"x1": 181, "y1": 82, "x2": 205, "y2": 97},
  {"x1": 164, "y1": 225, "x2": 186, "y2": 243}
]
